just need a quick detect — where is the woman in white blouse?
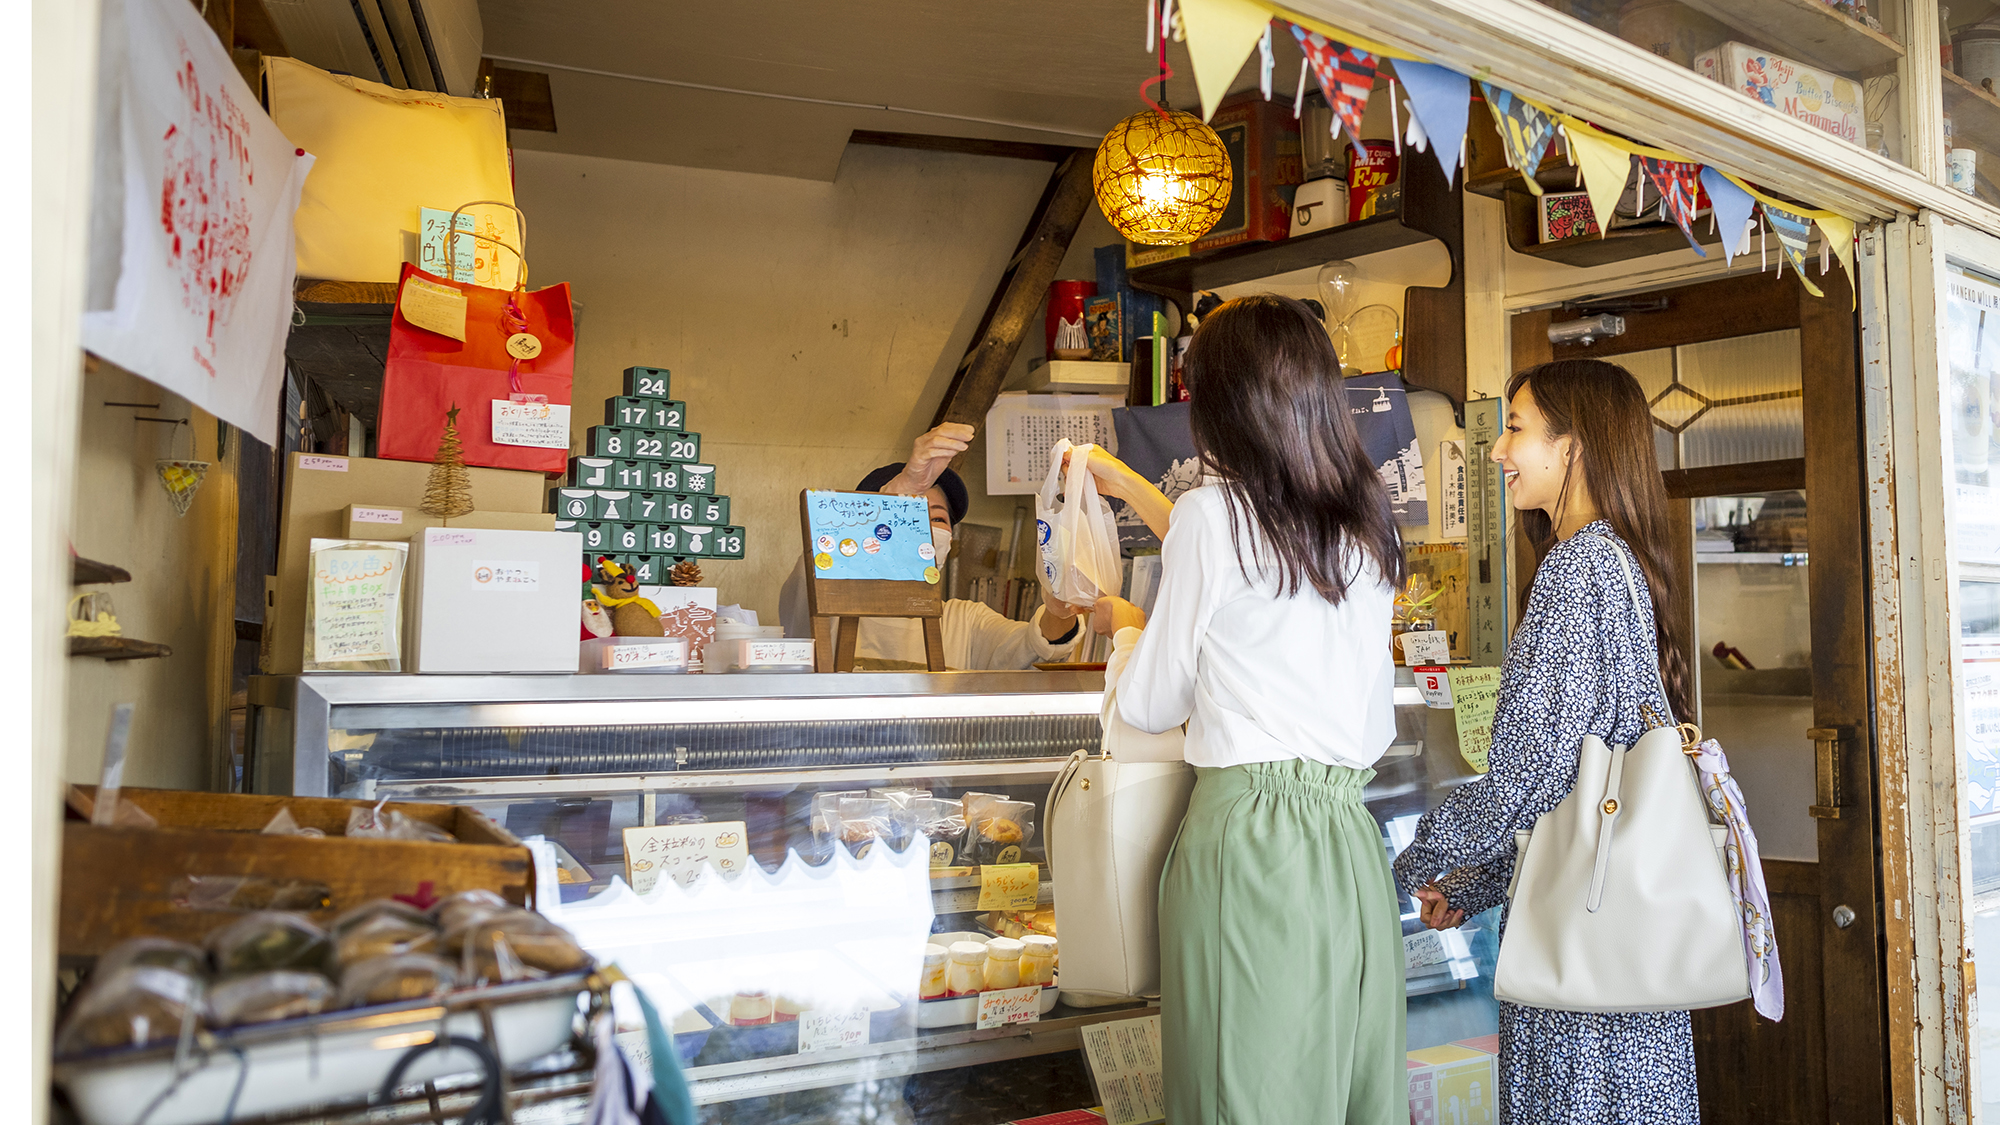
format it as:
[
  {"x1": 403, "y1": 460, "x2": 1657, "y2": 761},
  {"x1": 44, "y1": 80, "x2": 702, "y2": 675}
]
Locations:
[{"x1": 1082, "y1": 295, "x2": 1406, "y2": 1124}]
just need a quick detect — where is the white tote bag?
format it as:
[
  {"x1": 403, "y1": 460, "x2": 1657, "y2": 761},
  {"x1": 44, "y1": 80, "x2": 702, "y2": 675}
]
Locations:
[
  {"x1": 1035, "y1": 441, "x2": 1125, "y2": 607},
  {"x1": 1045, "y1": 653, "x2": 1194, "y2": 1006},
  {"x1": 1493, "y1": 536, "x2": 1750, "y2": 1013}
]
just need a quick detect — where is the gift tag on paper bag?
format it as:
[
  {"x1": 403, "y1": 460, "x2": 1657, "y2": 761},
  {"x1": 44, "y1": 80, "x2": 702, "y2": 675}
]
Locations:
[
  {"x1": 491, "y1": 398, "x2": 571, "y2": 448},
  {"x1": 400, "y1": 275, "x2": 468, "y2": 341}
]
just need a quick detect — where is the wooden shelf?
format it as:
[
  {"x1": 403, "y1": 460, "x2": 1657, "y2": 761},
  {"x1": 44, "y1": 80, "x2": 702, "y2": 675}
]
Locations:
[
  {"x1": 1127, "y1": 213, "x2": 1434, "y2": 295},
  {"x1": 295, "y1": 278, "x2": 397, "y2": 305},
  {"x1": 72, "y1": 556, "x2": 131, "y2": 585},
  {"x1": 1500, "y1": 178, "x2": 1725, "y2": 267},
  {"x1": 1946, "y1": 70, "x2": 2000, "y2": 150},
  {"x1": 70, "y1": 636, "x2": 173, "y2": 661},
  {"x1": 1676, "y1": 0, "x2": 1904, "y2": 77}
]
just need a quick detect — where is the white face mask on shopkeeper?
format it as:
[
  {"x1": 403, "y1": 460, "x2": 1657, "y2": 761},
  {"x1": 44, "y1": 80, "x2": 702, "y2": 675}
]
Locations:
[{"x1": 931, "y1": 524, "x2": 953, "y2": 564}]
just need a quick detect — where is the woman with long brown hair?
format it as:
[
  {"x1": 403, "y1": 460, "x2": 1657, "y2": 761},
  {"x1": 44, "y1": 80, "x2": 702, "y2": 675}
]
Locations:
[
  {"x1": 1392, "y1": 358, "x2": 1698, "y2": 1123},
  {"x1": 1083, "y1": 294, "x2": 1408, "y2": 1122}
]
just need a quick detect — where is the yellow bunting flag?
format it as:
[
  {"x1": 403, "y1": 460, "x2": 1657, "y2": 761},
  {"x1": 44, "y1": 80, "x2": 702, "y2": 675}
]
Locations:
[
  {"x1": 1179, "y1": 0, "x2": 1277, "y2": 122},
  {"x1": 1564, "y1": 126, "x2": 1633, "y2": 241}
]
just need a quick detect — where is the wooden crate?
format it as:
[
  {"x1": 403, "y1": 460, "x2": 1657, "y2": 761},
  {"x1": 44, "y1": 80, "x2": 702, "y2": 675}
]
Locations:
[{"x1": 60, "y1": 786, "x2": 532, "y2": 960}]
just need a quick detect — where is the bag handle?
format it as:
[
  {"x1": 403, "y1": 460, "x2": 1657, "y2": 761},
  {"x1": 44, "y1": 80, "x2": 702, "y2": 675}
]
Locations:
[
  {"x1": 446, "y1": 200, "x2": 529, "y2": 290},
  {"x1": 1588, "y1": 533, "x2": 1699, "y2": 747},
  {"x1": 1041, "y1": 748, "x2": 1090, "y2": 881}
]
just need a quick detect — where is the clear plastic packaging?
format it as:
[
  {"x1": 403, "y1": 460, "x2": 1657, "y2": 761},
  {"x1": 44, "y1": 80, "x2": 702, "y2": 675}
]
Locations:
[
  {"x1": 430, "y1": 888, "x2": 509, "y2": 933},
  {"x1": 913, "y1": 798, "x2": 967, "y2": 868},
  {"x1": 963, "y1": 794, "x2": 1037, "y2": 865},
  {"x1": 207, "y1": 912, "x2": 333, "y2": 975},
  {"x1": 93, "y1": 937, "x2": 207, "y2": 980},
  {"x1": 207, "y1": 970, "x2": 335, "y2": 1027},
  {"x1": 345, "y1": 803, "x2": 455, "y2": 842},
  {"x1": 868, "y1": 788, "x2": 929, "y2": 851},
  {"x1": 445, "y1": 907, "x2": 590, "y2": 983},
  {"x1": 55, "y1": 967, "x2": 202, "y2": 1054},
  {"x1": 337, "y1": 953, "x2": 457, "y2": 1008},
  {"x1": 835, "y1": 797, "x2": 895, "y2": 859},
  {"x1": 332, "y1": 900, "x2": 439, "y2": 965},
  {"x1": 809, "y1": 790, "x2": 867, "y2": 838},
  {"x1": 260, "y1": 807, "x2": 325, "y2": 837}
]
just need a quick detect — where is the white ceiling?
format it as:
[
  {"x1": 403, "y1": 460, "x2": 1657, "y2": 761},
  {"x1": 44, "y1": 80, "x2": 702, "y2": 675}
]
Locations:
[{"x1": 477, "y1": 0, "x2": 1304, "y2": 179}]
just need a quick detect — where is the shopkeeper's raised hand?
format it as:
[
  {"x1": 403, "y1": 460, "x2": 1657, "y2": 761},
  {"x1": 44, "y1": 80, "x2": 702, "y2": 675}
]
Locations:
[
  {"x1": 1039, "y1": 590, "x2": 1087, "y2": 642},
  {"x1": 880, "y1": 422, "x2": 974, "y2": 496},
  {"x1": 1061, "y1": 446, "x2": 1173, "y2": 541}
]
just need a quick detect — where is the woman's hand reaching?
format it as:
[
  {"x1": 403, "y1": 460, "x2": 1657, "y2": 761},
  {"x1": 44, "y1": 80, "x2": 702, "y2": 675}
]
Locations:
[{"x1": 1413, "y1": 884, "x2": 1466, "y2": 931}]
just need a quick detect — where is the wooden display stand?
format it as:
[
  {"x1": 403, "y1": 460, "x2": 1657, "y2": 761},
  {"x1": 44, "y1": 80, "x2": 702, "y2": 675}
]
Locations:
[{"x1": 799, "y1": 489, "x2": 946, "y2": 672}]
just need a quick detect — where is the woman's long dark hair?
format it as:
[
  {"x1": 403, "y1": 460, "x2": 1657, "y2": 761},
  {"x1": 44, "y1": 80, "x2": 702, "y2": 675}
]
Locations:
[
  {"x1": 1507, "y1": 360, "x2": 1693, "y2": 720},
  {"x1": 1183, "y1": 294, "x2": 1405, "y2": 603}
]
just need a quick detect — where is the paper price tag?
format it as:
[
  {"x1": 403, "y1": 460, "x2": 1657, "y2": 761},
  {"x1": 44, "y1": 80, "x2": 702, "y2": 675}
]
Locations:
[
  {"x1": 975, "y1": 985, "x2": 1043, "y2": 1030},
  {"x1": 399, "y1": 275, "x2": 468, "y2": 341},
  {"x1": 298, "y1": 455, "x2": 349, "y2": 472},
  {"x1": 427, "y1": 530, "x2": 476, "y2": 546},
  {"x1": 621, "y1": 821, "x2": 748, "y2": 894},
  {"x1": 977, "y1": 863, "x2": 1040, "y2": 911},
  {"x1": 470, "y1": 561, "x2": 540, "y2": 591},
  {"x1": 1414, "y1": 666, "x2": 1454, "y2": 708},
  {"x1": 1398, "y1": 630, "x2": 1450, "y2": 666},
  {"x1": 351, "y1": 506, "x2": 402, "y2": 524},
  {"x1": 491, "y1": 399, "x2": 571, "y2": 448},
  {"x1": 796, "y1": 1008, "x2": 870, "y2": 1054},
  {"x1": 604, "y1": 643, "x2": 683, "y2": 670}
]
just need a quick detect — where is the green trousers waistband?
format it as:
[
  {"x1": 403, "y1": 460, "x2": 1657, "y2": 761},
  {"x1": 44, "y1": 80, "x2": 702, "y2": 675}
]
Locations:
[{"x1": 1194, "y1": 757, "x2": 1375, "y2": 802}]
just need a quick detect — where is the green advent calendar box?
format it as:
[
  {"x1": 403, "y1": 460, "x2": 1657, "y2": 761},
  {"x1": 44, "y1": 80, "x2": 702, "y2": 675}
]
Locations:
[{"x1": 559, "y1": 367, "x2": 741, "y2": 567}]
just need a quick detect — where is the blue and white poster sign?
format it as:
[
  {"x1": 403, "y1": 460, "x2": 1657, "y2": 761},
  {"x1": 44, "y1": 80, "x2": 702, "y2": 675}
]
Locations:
[{"x1": 804, "y1": 491, "x2": 938, "y2": 583}]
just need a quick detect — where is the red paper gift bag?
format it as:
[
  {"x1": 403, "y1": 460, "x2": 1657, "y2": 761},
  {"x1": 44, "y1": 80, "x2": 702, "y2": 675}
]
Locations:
[{"x1": 378, "y1": 261, "x2": 576, "y2": 473}]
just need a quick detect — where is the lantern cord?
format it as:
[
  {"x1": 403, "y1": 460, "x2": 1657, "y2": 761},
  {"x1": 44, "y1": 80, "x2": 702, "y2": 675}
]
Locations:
[{"x1": 1140, "y1": 35, "x2": 1174, "y2": 117}]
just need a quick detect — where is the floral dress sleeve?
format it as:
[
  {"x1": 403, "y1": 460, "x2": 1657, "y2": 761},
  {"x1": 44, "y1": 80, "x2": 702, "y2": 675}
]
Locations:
[{"x1": 1390, "y1": 530, "x2": 1660, "y2": 919}]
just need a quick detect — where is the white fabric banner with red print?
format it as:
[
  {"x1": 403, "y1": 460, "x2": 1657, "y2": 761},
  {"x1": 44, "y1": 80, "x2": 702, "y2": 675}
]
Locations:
[{"x1": 82, "y1": 0, "x2": 311, "y2": 446}]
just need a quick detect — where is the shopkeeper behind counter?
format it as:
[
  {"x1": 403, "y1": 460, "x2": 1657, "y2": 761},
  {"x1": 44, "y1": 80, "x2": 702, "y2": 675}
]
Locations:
[{"x1": 779, "y1": 423, "x2": 1087, "y2": 670}]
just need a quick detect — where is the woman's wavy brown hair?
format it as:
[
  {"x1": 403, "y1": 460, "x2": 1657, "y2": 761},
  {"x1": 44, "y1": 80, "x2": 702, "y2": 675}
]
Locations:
[
  {"x1": 1183, "y1": 294, "x2": 1405, "y2": 603},
  {"x1": 1507, "y1": 359, "x2": 1693, "y2": 720}
]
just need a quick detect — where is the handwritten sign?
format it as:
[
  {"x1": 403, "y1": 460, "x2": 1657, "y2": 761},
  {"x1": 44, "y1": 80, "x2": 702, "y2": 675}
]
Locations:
[
  {"x1": 977, "y1": 864, "x2": 1041, "y2": 911},
  {"x1": 1450, "y1": 666, "x2": 1503, "y2": 773},
  {"x1": 491, "y1": 399, "x2": 572, "y2": 449},
  {"x1": 1079, "y1": 1014, "x2": 1166, "y2": 1125},
  {"x1": 974, "y1": 985, "x2": 1043, "y2": 1030},
  {"x1": 603, "y1": 640, "x2": 687, "y2": 671},
  {"x1": 796, "y1": 1008, "x2": 870, "y2": 1054},
  {"x1": 803, "y1": 490, "x2": 933, "y2": 582},
  {"x1": 351, "y1": 506, "x2": 402, "y2": 524},
  {"x1": 1398, "y1": 629, "x2": 1450, "y2": 666},
  {"x1": 418, "y1": 206, "x2": 516, "y2": 287},
  {"x1": 398, "y1": 274, "x2": 467, "y2": 341},
  {"x1": 298, "y1": 455, "x2": 348, "y2": 472},
  {"x1": 307, "y1": 540, "x2": 406, "y2": 667},
  {"x1": 621, "y1": 821, "x2": 749, "y2": 894}
]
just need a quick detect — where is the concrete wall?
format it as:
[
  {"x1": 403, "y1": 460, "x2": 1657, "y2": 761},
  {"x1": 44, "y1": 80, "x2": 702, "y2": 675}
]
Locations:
[
  {"x1": 513, "y1": 143, "x2": 1093, "y2": 623},
  {"x1": 64, "y1": 363, "x2": 237, "y2": 791}
]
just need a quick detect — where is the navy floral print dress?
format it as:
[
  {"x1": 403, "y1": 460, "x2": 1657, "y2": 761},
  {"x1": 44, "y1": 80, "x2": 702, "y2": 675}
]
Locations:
[{"x1": 1391, "y1": 522, "x2": 1699, "y2": 1124}]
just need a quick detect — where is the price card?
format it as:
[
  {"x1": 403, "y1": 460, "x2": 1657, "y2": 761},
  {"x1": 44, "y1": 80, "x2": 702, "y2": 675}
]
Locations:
[
  {"x1": 620, "y1": 821, "x2": 748, "y2": 894},
  {"x1": 1413, "y1": 666, "x2": 1454, "y2": 709},
  {"x1": 1398, "y1": 629, "x2": 1450, "y2": 666},
  {"x1": 1079, "y1": 1014, "x2": 1167, "y2": 1125},
  {"x1": 603, "y1": 642, "x2": 685, "y2": 671},
  {"x1": 977, "y1": 864, "x2": 1040, "y2": 911},
  {"x1": 492, "y1": 399, "x2": 572, "y2": 449},
  {"x1": 1449, "y1": 667, "x2": 1503, "y2": 773},
  {"x1": 795, "y1": 1008, "x2": 870, "y2": 1054},
  {"x1": 974, "y1": 985, "x2": 1043, "y2": 1030}
]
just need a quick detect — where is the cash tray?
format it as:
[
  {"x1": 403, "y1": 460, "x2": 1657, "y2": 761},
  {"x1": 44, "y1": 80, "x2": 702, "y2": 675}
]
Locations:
[{"x1": 52, "y1": 971, "x2": 591, "y2": 1125}]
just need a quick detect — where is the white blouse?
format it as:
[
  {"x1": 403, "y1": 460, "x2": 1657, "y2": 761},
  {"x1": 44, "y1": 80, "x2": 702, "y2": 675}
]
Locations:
[{"x1": 1113, "y1": 484, "x2": 1398, "y2": 770}]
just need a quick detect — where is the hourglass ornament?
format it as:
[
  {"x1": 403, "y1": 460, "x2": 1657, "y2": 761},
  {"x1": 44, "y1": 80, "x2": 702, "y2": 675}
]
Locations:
[{"x1": 1316, "y1": 260, "x2": 1361, "y2": 369}]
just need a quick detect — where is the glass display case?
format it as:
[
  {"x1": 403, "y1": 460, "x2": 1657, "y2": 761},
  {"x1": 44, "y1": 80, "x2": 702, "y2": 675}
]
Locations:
[{"x1": 244, "y1": 670, "x2": 1495, "y2": 1120}]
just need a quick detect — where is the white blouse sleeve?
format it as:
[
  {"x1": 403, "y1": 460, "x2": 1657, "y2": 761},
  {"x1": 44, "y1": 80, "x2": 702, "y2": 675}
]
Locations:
[{"x1": 1116, "y1": 489, "x2": 1228, "y2": 735}]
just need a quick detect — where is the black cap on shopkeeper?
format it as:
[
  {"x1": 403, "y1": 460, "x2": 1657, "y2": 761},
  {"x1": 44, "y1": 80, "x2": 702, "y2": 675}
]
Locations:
[{"x1": 856, "y1": 463, "x2": 968, "y2": 525}]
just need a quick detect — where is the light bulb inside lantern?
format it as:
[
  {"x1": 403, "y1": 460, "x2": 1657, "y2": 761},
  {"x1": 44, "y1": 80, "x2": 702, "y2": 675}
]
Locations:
[{"x1": 1316, "y1": 260, "x2": 1360, "y2": 328}]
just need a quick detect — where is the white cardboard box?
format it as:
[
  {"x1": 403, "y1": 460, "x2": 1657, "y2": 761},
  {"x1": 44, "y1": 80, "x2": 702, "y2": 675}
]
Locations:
[
  {"x1": 407, "y1": 527, "x2": 584, "y2": 672},
  {"x1": 1691, "y1": 42, "x2": 1861, "y2": 146}
]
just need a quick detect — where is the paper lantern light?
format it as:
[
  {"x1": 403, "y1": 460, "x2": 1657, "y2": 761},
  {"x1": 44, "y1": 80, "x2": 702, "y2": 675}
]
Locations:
[{"x1": 1092, "y1": 109, "x2": 1233, "y2": 246}]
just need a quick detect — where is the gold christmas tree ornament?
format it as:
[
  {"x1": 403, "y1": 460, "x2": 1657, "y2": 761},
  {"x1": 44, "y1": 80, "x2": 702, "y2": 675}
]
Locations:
[
  {"x1": 420, "y1": 404, "x2": 475, "y2": 518},
  {"x1": 1092, "y1": 109, "x2": 1233, "y2": 246}
]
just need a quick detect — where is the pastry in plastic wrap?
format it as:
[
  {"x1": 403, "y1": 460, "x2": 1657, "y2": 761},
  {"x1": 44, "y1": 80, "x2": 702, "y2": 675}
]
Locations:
[
  {"x1": 55, "y1": 967, "x2": 202, "y2": 1054},
  {"x1": 338, "y1": 953, "x2": 457, "y2": 1008},
  {"x1": 332, "y1": 900, "x2": 439, "y2": 964},
  {"x1": 430, "y1": 888, "x2": 509, "y2": 933},
  {"x1": 962, "y1": 794, "x2": 1037, "y2": 865},
  {"x1": 446, "y1": 907, "x2": 590, "y2": 983},
  {"x1": 207, "y1": 912, "x2": 333, "y2": 975},
  {"x1": 93, "y1": 937, "x2": 207, "y2": 980},
  {"x1": 835, "y1": 797, "x2": 894, "y2": 860},
  {"x1": 207, "y1": 971, "x2": 336, "y2": 1027},
  {"x1": 913, "y1": 798, "x2": 967, "y2": 868}
]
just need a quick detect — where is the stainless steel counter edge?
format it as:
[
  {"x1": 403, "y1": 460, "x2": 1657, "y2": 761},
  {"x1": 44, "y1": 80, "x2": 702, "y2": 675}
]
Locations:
[{"x1": 249, "y1": 669, "x2": 1108, "y2": 709}]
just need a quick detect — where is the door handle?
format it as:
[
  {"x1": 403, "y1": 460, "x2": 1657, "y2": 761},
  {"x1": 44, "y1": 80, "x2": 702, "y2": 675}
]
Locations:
[{"x1": 1809, "y1": 726, "x2": 1852, "y2": 819}]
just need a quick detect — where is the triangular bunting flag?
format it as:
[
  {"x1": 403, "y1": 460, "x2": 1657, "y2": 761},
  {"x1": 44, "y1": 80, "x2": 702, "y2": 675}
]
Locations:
[
  {"x1": 1180, "y1": 0, "x2": 1277, "y2": 122},
  {"x1": 1479, "y1": 82, "x2": 1556, "y2": 195},
  {"x1": 1698, "y1": 167, "x2": 1756, "y2": 265},
  {"x1": 1564, "y1": 126, "x2": 1631, "y2": 241},
  {"x1": 1764, "y1": 204, "x2": 1824, "y2": 298},
  {"x1": 1817, "y1": 213, "x2": 1856, "y2": 288},
  {"x1": 1637, "y1": 155, "x2": 1706, "y2": 257},
  {"x1": 1393, "y1": 60, "x2": 1469, "y2": 182},
  {"x1": 1292, "y1": 25, "x2": 1379, "y2": 148}
]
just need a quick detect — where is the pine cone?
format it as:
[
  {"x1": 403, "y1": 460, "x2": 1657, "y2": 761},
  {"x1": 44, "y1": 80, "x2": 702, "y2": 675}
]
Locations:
[{"x1": 670, "y1": 559, "x2": 704, "y2": 587}]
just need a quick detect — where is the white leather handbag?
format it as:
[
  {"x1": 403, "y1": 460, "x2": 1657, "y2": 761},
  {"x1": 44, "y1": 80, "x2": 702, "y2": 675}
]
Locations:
[
  {"x1": 1492, "y1": 537, "x2": 1751, "y2": 1013},
  {"x1": 1044, "y1": 670, "x2": 1195, "y2": 1007}
]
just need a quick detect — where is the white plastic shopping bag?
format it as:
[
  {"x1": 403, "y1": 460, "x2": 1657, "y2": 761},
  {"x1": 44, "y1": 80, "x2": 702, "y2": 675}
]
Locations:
[{"x1": 1036, "y1": 440, "x2": 1125, "y2": 607}]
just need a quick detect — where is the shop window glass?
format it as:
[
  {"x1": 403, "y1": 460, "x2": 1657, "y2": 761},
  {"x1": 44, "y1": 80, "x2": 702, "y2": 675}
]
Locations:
[
  {"x1": 1530, "y1": 0, "x2": 1912, "y2": 168},
  {"x1": 1945, "y1": 2, "x2": 2000, "y2": 204}
]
